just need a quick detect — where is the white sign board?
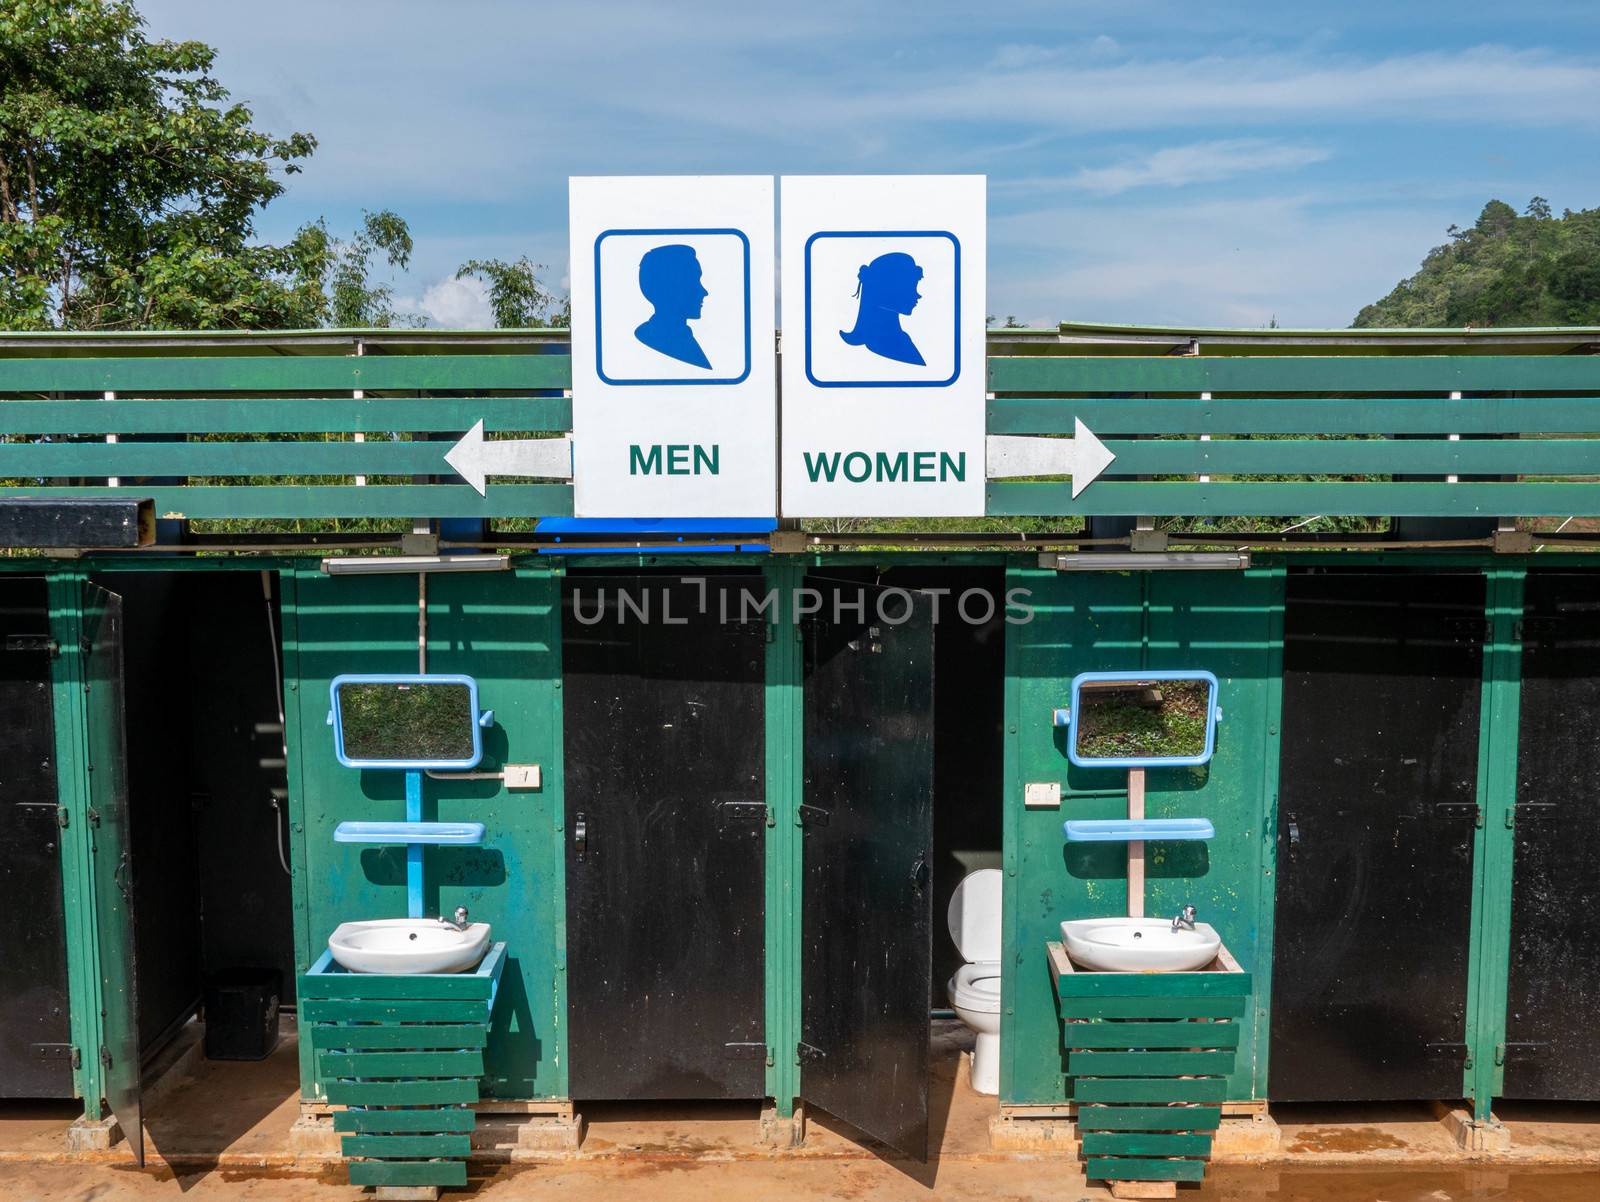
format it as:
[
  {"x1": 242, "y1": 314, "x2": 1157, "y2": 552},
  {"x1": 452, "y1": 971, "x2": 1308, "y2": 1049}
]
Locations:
[
  {"x1": 780, "y1": 175, "x2": 986, "y2": 517},
  {"x1": 569, "y1": 176, "x2": 776, "y2": 516}
]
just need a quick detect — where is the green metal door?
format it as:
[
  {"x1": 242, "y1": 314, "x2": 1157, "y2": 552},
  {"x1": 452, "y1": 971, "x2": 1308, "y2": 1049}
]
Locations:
[{"x1": 83, "y1": 584, "x2": 143, "y2": 1165}]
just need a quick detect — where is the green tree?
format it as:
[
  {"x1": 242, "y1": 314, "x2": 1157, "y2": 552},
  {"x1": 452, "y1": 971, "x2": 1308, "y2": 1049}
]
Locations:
[
  {"x1": 1355, "y1": 198, "x2": 1600, "y2": 328},
  {"x1": 0, "y1": 0, "x2": 328, "y2": 329},
  {"x1": 456, "y1": 256, "x2": 570, "y2": 328}
]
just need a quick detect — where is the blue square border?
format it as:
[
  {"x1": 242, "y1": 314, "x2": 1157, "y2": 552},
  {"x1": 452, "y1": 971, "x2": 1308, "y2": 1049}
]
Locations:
[
  {"x1": 803, "y1": 230, "x2": 961, "y2": 389},
  {"x1": 594, "y1": 227, "x2": 752, "y2": 386}
]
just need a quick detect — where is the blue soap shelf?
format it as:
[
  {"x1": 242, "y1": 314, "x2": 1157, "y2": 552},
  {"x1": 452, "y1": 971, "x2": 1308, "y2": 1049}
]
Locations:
[
  {"x1": 334, "y1": 820, "x2": 485, "y2": 845},
  {"x1": 1063, "y1": 818, "x2": 1216, "y2": 843}
]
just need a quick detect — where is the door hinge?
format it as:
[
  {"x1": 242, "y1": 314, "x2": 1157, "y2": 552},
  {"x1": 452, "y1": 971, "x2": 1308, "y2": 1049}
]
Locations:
[
  {"x1": 797, "y1": 804, "x2": 830, "y2": 828},
  {"x1": 30, "y1": 1043, "x2": 77, "y2": 1066},
  {"x1": 1499, "y1": 1041, "x2": 1547, "y2": 1065},
  {"x1": 99, "y1": 1045, "x2": 113, "y2": 1070},
  {"x1": 1433, "y1": 802, "x2": 1480, "y2": 826},
  {"x1": 57, "y1": 806, "x2": 69, "y2": 829},
  {"x1": 797, "y1": 1042, "x2": 826, "y2": 1064},
  {"x1": 87, "y1": 807, "x2": 100, "y2": 829},
  {"x1": 4, "y1": 634, "x2": 58, "y2": 656},
  {"x1": 1426, "y1": 1041, "x2": 1468, "y2": 1068},
  {"x1": 724, "y1": 1042, "x2": 767, "y2": 1061},
  {"x1": 717, "y1": 801, "x2": 769, "y2": 822}
]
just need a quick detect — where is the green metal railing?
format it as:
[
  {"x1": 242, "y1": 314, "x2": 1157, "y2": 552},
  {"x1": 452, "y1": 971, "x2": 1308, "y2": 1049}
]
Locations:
[{"x1": 2, "y1": 349, "x2": 1597, "y2": 520}]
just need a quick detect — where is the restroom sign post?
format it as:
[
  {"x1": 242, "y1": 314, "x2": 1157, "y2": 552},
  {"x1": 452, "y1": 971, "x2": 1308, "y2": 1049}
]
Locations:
[
  {"x1": 780, "y1": 175, "x2": 986, "y2": 517},
  {"x1": 569, "y1": 176, "x2": 776, "y2": 517}
]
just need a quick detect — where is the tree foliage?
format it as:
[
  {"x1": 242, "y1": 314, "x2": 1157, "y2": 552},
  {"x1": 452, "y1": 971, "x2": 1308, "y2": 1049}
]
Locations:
[
  {"x1": 456, "y1": 256, "x2": 570, "y2": 328},
  {"x1": 0, "y1": 0, "x2": 328, "y2": 328},
  {"x1": 1355, "y1": 198, "x2": 1600, "y2": 328},
  {"x1": 0, "y1": 1, "x2": 563, "y2": 330}
]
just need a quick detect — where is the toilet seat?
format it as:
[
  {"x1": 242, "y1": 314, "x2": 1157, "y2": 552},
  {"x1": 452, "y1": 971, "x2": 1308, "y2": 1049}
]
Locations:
[{"x1": 950, "y1": 961, "x2": 1002, "y2": 1012}]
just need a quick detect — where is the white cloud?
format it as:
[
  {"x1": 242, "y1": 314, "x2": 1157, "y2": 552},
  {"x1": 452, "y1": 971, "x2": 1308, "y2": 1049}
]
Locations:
[
  {"x1": 394, "y1": 275, "x2": 495, "y2": 329},
  {"x1": 987, "y1": 193, "x2": 1445, "y2": 327},
  {"x1": 1043, "y1": 139, "x2": 1332, "y2": 195}
]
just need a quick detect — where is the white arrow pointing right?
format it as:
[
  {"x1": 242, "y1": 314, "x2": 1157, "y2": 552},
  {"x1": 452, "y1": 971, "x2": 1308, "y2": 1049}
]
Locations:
[{"x1": 986, "y1": 418, "x2": 1117, "y2": 498}]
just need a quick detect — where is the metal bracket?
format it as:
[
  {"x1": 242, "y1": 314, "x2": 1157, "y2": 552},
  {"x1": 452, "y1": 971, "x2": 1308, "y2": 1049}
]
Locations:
[
  {"x1": 797, "y1": 1042, "x2": 826, "y2": 1063},
  {"x1": 31, "y1": 1043, "x2": 75, "y2": 1065},
  {"x1": 3, "y1": 634, "x2": 58, "y2": 656},
  {"x1": 1128, "y1": 527, "x2": 1169, "y2": 553},
  {"x1": 1492, "y1": 528, "x2": 1535, "y2": 554},
  {"x1": 724, "y1": 1042, "x2": 768, "y2": 1060},
  {"x1": 797, "y1": 804, "x2": 830, "y2": 828}
]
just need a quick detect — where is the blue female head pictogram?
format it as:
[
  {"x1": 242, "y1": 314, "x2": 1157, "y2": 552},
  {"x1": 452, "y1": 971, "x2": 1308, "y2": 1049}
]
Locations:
[{"x1": 839, "y1": 251, "x2": 925, "y2": 367}]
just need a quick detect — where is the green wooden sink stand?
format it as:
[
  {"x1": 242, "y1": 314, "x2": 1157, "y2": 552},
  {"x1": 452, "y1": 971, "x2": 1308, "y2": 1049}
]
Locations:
[
  {"x1": 1048, "y1": 940, "x2": 1252, "y2": 1189},
  {"x1": 301, "y1": 943, "x2": 506, "y2": 1193}
]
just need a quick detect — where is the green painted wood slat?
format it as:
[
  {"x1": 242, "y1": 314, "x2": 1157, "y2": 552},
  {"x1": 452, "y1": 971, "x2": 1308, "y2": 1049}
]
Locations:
[
  {"x1": 300, "y1": 968, "x2": 494, "y2": 1002},
  {"x1": 303, "y1": 998, "x2": 492, "y2": 1024},
  {"x1": 0, "y1": 485, "x2": 575, "y2": 520},
  {"x1": 323, "y1": 1079, "x2": 479, "y2": 1107},
  {"x1": 0, "y1": 438, "x2": 566, "y2": 477},
  {"x1": 1080, "y1": 1131, "x2": 1213, "y2": 1158},
  {"x1": 320, "y1": 1050, "x2": 485, "y2": 1079},
  {"x1": 1068, "y1": 1050, "x2": 1237, "y2": 1077},
  {"x1": 0, "y1": 396, "x2": 571, "y2": 435},
  {"x1": 1074, "y1": 1077, "x2": 1229, "y2": 1104},
  {"x1": 987, "y1": 481, "x2": 1598, "y2": 517},
  {"x1": 340, "y1": 1134, "x2": 472, "y2": 1158},
  {"x1": 348, "y1": 1160, "x2": 468, "y2": 1188},
  {"x1": 1057, "y1": 995, "x2": 1247, "y2": 1020},
  {"x1": 1075, "y1": 1105, "x2": 1222, "y2": 1132},
  {"x1": 0, "y1": 353, "x2": 572, "y2": 393},
  {"x1": 988, "y1": 396, "x2": 1600, "y2": 436},
  {"x1": 1084, "y1": 1156, "x2": 1207, "y2": 1183},
  {"x1": 333, "y1": 1108, "x2": 476, "y2": 1133},
  {"x1": 312, "y1": 1025, "x2": 487, "y2": 1051},
  {"x1": 1054, "y1": 969, "x2": 1253, "y2": 1000},
  {"x1": 989, "y1": 355, "x2": 1600, "y2": 394},
  {"x1": 1085, "y1": 437, "x2": 1600, "y2": 476},
  {"x1": 1063, "y1": 1021, "x2": 1240, "y2": 1049}
]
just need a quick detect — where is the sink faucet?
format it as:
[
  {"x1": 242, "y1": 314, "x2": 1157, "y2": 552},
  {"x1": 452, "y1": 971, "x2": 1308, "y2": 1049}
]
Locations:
[
  {"x1": 1171, "y1": 905, "x2": 1197, "y2": 933},
  {"x1": 441, "y1": 906, "x2": 469, "y2": 931}
]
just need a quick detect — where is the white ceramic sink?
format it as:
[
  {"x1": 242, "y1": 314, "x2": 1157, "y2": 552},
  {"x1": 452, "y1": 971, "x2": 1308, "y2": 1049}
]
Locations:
[
  {"x1": 328, "y1": 919, "x2": 491, "y2": 975},
  {"x1": 1061, "y1": 917, "x2": 1221, "y2": 973}
]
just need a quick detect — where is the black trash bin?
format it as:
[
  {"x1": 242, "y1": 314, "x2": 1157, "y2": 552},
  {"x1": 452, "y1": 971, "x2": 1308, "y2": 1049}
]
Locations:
[{"x1": 204, "y1": 968, "x2": 281, "y2": 1060}]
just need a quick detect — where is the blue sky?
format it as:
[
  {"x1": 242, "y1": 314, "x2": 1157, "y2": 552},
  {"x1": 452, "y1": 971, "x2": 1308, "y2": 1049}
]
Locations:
[{"x1": 139, "y1": 0, "x2": 1600, "y2": 329}]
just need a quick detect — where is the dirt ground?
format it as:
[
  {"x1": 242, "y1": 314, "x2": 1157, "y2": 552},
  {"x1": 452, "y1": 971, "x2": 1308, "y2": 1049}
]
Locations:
[{"x1": 3, "y1": 1020, "x2": 1598, "y2": 1202}]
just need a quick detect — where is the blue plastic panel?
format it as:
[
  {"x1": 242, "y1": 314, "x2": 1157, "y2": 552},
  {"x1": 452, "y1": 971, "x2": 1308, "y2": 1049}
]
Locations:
[
  {"x1": 1062, "y1": 670, "x2": 1221, "y2": 769},
  {"x1": 333, "y1": 820, "x2": 486, "y2": 845},
  {"x1": 329, "y1": 673, "x2": 487, "y2": 770},
  {"x1": 1063, "y1": 818, "x2": 1216, "y2": 843}
]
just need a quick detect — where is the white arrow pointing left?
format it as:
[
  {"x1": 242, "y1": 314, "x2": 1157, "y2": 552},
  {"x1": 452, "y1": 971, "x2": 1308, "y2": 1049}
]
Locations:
[
  {"x1": 986, "y1": 418, "x2": 1117, "y2": 498},
  {"x1": 444, "y1": 421, "x2": 574, "y2": 496}
]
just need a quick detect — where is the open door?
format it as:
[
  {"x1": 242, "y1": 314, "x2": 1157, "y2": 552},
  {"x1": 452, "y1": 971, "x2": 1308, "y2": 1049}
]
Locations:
[
  {"x1": 800, "y1": 579, "x2": 935, "y2": 1159},
  {"x1": 83, "y1": 584, "x2": 143, "y2": 1165}
]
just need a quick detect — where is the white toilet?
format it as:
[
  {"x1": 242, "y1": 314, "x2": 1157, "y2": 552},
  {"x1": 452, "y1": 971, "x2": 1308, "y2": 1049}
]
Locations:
[{"x1": 946, "y1": 867, "x2": 1003, "y2": 1095}]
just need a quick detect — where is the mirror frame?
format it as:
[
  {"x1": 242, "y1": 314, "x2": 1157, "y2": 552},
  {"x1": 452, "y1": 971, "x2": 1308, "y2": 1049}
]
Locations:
[
  {"x1": 1064, "y1": 669, "x2": 1220, "y2": 769},
  {"x1": 329, "y1": 673, "x2": 486, "y2": 770}
]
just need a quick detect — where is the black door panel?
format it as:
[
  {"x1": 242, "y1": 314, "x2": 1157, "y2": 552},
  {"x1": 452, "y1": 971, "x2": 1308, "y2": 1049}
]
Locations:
[
  {"x1": 800, "y1": 577, "x2": 935, "y2": 1159},
  {"x1": 1270, "y1": 572, "x2": 1482, "y2": 1102},
  {"x1": 1503, "y1": 572, "x2": 1600, "y2": 1099},
  {"x1": 0, "y1": 579, "x2": 74, "y2": 1099},
  {"x1": 563, "y1": 574, "x2": 766, "y2": 1100}
]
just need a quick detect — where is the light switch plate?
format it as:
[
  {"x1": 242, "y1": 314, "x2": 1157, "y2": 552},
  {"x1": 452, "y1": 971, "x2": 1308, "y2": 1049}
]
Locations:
[
  {"x1": 504, "y1": 764, "x2": 541, "y2": 789},
  {"x1": 1024, "y1": 781, "x2": 1061, "y2": 809}
]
